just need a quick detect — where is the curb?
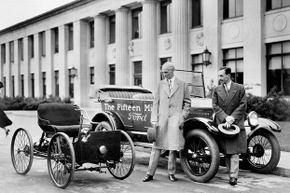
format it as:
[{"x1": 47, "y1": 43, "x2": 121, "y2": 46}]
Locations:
[{"x1": 272, "y1": 167, "x2": 290, "y2": 178}]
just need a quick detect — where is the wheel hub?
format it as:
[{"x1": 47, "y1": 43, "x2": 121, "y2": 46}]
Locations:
[{"x1": 252, "y1": 144, "x2": 265, "y2": 157}]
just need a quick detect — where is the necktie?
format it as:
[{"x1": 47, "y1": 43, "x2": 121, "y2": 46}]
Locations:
[
  {"x1": 224, "y1": 84, "x2": 229, "y2": 94},
  {"x1": 168, "y1": 79, "x2": 173, "y2": 93}
]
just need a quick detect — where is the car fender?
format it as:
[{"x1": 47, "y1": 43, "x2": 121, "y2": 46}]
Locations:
[
  {"x1": 183, "y1": 117, "x2": 219, "y2": 138},
  {"x1": 92, "y1": 111, "x2": 124, "y2": 130},
  {"x1": 247, "y1": 117, "x2": 281, "y2": 137}
]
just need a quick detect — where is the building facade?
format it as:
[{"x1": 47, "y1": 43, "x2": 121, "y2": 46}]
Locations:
[{"x1": 0, "y1": 0, "x2": 290, "y2": 107}]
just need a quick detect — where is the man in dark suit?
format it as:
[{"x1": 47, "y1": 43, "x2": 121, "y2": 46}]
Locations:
[{"x1": 212, "y1": 67, "x2": 247, "y2": 186}]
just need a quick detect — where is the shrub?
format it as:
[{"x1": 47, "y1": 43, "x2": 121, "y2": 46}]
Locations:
[
  {"x1": 246, "y1": 87, "x2": 290, "y2": 121},
  {"x1": 0, "y1": 96, "x2": 72, "y2": 111}
]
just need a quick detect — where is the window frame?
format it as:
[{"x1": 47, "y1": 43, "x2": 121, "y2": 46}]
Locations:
[
  {"x1": 266, "y1": 41, "x2": 290, "y2": 95},
  {"x1": 222, "y1": 47, "x2": 244, "y2": 84}
]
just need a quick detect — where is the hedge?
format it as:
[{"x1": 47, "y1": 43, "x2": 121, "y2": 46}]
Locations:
[{"x1": 0, "y1": 95, "x2": 71, "y2": 111}]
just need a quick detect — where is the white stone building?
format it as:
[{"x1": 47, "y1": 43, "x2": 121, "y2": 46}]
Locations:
[{"x1": 0, "y1": 0, "x2": 290, "y2": 107}]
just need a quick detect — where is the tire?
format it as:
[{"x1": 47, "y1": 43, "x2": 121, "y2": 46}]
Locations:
[
  {"x1": 160, "y1": 149, "x2": 169, "y2": 157},
  {"x1": 244, "y1": 131, "x2": 280, "y2": 173},
  {"x1": 95, "y1": 121, "x2": 113, "y2": 132},
  {"x1": 10, "y1": 128, "x2": 34, "y2": 175},
  {"x1": 47, "y1": 132, "x2": 75, "y2": 189},
  {"x1": 107, "y1": 130, "x2": 135, "y2": 179},
  {"x1": 180, "y1": 129, "x2": 220, "y2": 183}
]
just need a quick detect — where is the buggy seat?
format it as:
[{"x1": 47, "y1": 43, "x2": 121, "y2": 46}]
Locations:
[{"x1": 38, "y1": 103, "x2": 82, "y2": 136}]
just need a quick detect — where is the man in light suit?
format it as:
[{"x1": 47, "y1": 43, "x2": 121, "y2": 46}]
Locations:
[
  {"x1": 212, "y1": 67, "x2": 247, "y2": 186},
  {"x1": 143, "y1": 62, "x2": 190, "y2": 182}
]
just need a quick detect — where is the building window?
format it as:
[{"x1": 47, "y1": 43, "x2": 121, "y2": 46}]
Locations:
[
  {"x1": 89, "y1": 21, "x2": 94, "y2": 48},
  {"x1": 132, "y1": 8, "x2": 142, "y2": 39},
  {"x1": 68, "y1": 23, "x2": 74, "y2": 51},
  {"x1": 133, "y1": 61, "x2": 142, "y2": 86},
  {"x1": 109, "y1": 64, "x2": 115, "y2": 85},
  {"x1": 192, "y1": 54, "x2": 203, "y2": 72},
  {"x1": 12, "y1": 75, "x2": 15, "y2": 97},
  {"x1": 90, "y1": 67, "x2": 94, "y2": 85},
  {"x1": 109, "y1": 15, "x2": 116, "y2": 44},
  {"x1": 3, "y1": 77, "x2": 6, "y2": 97},
  {"x1": 55, "y1": 70, "x2": 59, "y2": 97},
  {"x1": 223, "y1": 0, "x2": 243, "y2": 19},
  {"x1": 29, "y1": 35, "x2": 34, "y2": 58},
  {"x1": 266, "y1": 41, "x2": 290, "y2": 95},
  {"x1": 160, "y1": 57, "x2": 172, "y2": 79},
  {"x1": 40, "y1": 31, "x2": 46, "y2": 57},
  {"x1": 223, "y1": 47, "x2": 244, "y2": 84},
  {"x1": 18, "y1": 38, "x2": 24, "y2": 61},
  {"x1": 68, "y1": 69, "x2": 74, "y2": 98},
  {"x1": 42, "y1": 72, "x2": 46, "y2": 97},
  {"x1": 192, "y1": 0, "x2": 202, "y2": 28},
  {"x1": 266, "y1": 0, "x2": 290, "y2": 10},
  {"x1": 31, "y1": 73, "x2": 35, "y2": 98},
  {"x1": 9, "y1": 41, "x2": 14, "y2": 63},
  {"x1": 1, "y1": 44, "x2": 6, "y2": 64},
  {"x1": 191, "y1": 54, "x2": 206, "y2": 97},
  {"x1": 160, "y1": 0, "x2": 172, "y2": 34},
  {"x1": 21, "y1": 74, "x2": 24, "y2": 97},
  {"x1": 53, "y1": 28, "x2": 59, "y2": 53}
]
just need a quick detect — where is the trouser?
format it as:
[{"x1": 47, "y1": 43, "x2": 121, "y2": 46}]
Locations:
[
  {"x1": 147, "y1": 148, "x2": 177, "y2": 176},
  {"x1": 225, "y1": 154, "x2": 239, "y2": 179}
]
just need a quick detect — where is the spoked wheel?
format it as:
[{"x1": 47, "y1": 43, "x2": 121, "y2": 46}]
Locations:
[
  {"x1": 10, "y1": 128, "x2": 34, "y2": 175},
  {"x1": 107, "y1": 130, "x2": 135, "y2": 179},
  {"x1": 180, "y1": 129, "x2": 220, "y2": 183},
  {"x1": 243, "y1": 131, "x2": 280, "y2": 173},
  {"x1": 47, "y1": 132, "x2": 75, "y2": 189}
]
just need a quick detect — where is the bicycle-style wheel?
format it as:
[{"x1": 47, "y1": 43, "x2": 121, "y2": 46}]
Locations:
[
  {"x1": 107, "y1": 130, "x2": 135, "y2": 179},
  {"x1": 11, "y1": 128, "x2": 34, "y2": 175},
  {"x1": 47, "y1": 132, "x2": 75, "y2": 189}
]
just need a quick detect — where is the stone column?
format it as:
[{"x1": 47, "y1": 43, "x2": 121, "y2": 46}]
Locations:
[
  {"x1": 23, "y1": 37, "x2": 31, "y2": 97},
  {"x1": 14, "y1": 39, "x2": 20, "y2": 96},
  {"x1": 243, "y1": 0, "x2": 266, "y2": 96},
  {"x1": 34, "y1": 33, "x2": 42, "y2": 97},
  {"x1": 59, "y1": 25, "x2": 69, "y2": 98},
  {"x1": 116, "y1": 7, "x2": 129, "y2": 85},
  {"x1": 142, "y1": 0, "x2": 158, "y2": 92},
  {"x1": 172, "y1": 0, "x2": 188, "y2": 80},
  {"x1": 94, "y1": 15, "x2": 107, "y2": 85},
  {"x1": 45, "y1": 29, "x2": 54, "y2": 96},
  {"x1": 5, "y1": 42, "x2": 12, "y2": 96},
  {"x1": 203, "y1": 0, "x2": 222, "y2": 87},
  {"x1": 74, "y1": 20, "x2": 89, "y2": 107}
]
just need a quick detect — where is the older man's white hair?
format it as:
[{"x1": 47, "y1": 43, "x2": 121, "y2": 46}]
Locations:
[{"x1": 161, "y1": 62, "x2": 175, "y2": 72}]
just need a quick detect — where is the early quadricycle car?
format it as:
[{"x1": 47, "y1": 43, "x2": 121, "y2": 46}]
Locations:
[
  {"x1": 10, "y1": 103, "x2": 135, "y2": 189},
  {"x1": 90, "y1": 72, "x2": 281, "y2": 183}
]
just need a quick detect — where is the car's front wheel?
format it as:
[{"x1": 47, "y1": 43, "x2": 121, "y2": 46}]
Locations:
[
  {"x1": 180, "y1": 129, "x2": 220, "y2": 183},
  {"x1": 243, "y1": 131, "x2": 280, "y2": 173}
]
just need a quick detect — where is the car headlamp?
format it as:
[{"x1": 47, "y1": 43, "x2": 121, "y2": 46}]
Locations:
[{"x1": 248, "y1": 111, "x2": 259, "y2": 127}]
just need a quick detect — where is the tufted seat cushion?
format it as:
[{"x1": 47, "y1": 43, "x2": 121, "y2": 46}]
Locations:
[{"x1": 37, "y1": 103, "x2": 82, "y2": 136}]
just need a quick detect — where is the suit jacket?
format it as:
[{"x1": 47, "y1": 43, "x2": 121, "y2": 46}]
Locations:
[
  {"x1": 151, "y1": 77, "x2": 190, "y2": 150},
  {"x1": 212, "y1": 82, "x2": 247, "y2": 154}
]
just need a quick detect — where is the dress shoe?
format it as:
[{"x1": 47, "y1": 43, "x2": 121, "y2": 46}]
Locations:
[
  {"x1": 143, "y1": 175, "x2": 153, "y2": 182},
  {"x1": 229, "y1": 177, "x2": 237, "y2": 186},
  {"x1": 168, "y1": 174, "x2": 177, "y2": 182}
]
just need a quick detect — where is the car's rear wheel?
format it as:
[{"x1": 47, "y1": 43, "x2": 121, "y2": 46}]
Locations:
[{"x1": 95, "y1": 121, "x2": 113, "y2": 132}]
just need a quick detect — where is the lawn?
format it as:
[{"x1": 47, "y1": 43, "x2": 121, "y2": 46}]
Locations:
[{"x1": 274, "y1": 121, "x2": 290, "y2": 152}]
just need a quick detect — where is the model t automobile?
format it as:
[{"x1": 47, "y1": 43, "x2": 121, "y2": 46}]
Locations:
[
  {"x1": 91, "y1": 73, "x2": 281, "y2": 183},
  {"x1": 10, "y1": 103, "x2": 135, "y2": 188}
]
